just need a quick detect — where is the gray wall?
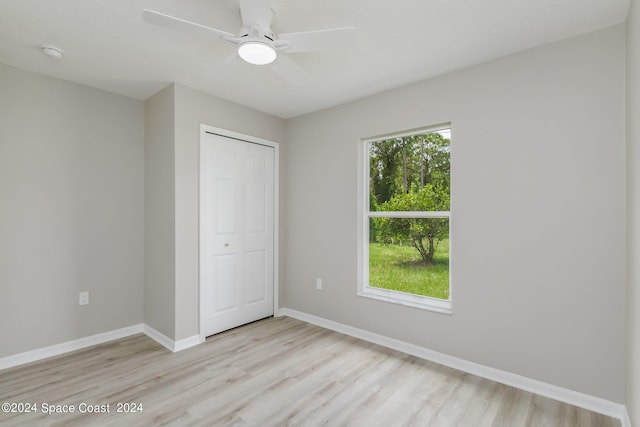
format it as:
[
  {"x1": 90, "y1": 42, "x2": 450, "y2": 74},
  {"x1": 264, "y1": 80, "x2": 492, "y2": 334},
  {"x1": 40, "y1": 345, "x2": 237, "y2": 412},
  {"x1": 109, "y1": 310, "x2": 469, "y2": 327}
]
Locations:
[
  {"x1": 142, "y1": 83, "x2": 286, "y2": 341},
  {"x1": 173, "y1": 83, "x2": 286, "y2": 340},
  {"x1": 144, "y1": 85, "x2": 176, "y2": 338},
  {"x1": 627, "y1": 0, "x2": 640, "y2": 423},
  {"x1": 283, "y1": 26, "x2": 626, "y2": 402},
  {"x1": 0, "y1": 63, "x2": 144, "y2": 358}
]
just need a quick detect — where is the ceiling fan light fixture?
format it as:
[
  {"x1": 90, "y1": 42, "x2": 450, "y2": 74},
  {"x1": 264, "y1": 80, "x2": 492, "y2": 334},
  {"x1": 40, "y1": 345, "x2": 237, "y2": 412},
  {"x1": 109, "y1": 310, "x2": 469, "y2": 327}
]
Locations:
[{"x1": 238, "y1": 41, "x2": 276, "y2": 65}]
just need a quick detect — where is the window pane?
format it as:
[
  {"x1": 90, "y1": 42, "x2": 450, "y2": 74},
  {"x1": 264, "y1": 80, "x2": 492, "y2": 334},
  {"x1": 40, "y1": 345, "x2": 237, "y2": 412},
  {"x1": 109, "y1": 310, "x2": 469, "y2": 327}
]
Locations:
[
  {"x1": 369, "y1": 131, "x2": 450, "y2": 212},
  {"x1": 368, "y1": 217, "x2": 449, "y2": 300}
]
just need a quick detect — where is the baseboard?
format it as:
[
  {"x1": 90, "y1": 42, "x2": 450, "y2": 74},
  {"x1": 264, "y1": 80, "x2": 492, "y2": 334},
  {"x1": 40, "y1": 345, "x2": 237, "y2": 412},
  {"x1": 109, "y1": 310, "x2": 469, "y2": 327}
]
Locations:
[
  {"x1": 174, "y1": 334, "x2": 204, "y2": 352},
  {"x1": 278, "y1": 308, "x2": 629, "y2": 425},
  {"x1": 0, "y1": 324, "x2": 144, "y2": 371},
  {"x1": 141, "y1": 325, "x2": 202, "y2": 352},
  {"x1": 0, "y1": 324, "x2": 204, "y2": 371},
  {"x1": 142, "y1": 324, "x2": 176, "y2": 351},
  {"x1": 622, "y1": 407, "x2": 632, "y2": 427}
]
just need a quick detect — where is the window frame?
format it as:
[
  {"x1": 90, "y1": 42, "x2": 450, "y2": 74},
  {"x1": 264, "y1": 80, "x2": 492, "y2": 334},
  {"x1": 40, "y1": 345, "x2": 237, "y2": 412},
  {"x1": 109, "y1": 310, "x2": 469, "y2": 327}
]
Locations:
[{"x1": 357, "y1": 125, "x2": 453, "y2": 314}]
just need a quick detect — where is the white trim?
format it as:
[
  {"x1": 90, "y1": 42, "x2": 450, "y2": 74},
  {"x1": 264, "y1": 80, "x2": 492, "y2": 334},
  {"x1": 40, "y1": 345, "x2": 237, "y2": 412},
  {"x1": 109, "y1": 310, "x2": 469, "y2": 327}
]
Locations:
[
  {"x1": 174, "y1": 335, "x2": 204, "y2": 352},
  {"x1": 278, "y1": 308, "x2": 628, "y2": 423},
  {"x1": 0, "y1": 324, "x2": 206, "y2": 371},
  {"x1": 622, "y1": 408, "x2": 632, "y2": 427},
  {"x1": 0, "y1": 324, "x2": 144, "y2": 371},
  {"x1": 367, "y1": 211, "x2": 450, "y2": 218},
  {"x1": 142, "y1": 324, "x2": 177, "y2": 351},
  {"x1": 198, "y1": 124, "x2": 280, "y2": 343},
  {"x1": 362, "y1": 123, "x2": 452, "y2": 144},
  {"x1": 358, "y1": 287, "x2": 452, "y2": 314},
  {"x1": 143, "y1": 324, "x2": 202, "y2": 352},
  {"x1": 356, "y1": 137, "x2": 366, "y2": 310}
]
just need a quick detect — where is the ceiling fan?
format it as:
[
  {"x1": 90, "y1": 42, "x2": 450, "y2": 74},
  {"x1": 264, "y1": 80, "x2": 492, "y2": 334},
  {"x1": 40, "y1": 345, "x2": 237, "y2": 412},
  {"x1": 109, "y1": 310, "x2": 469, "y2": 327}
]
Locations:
[{"x1": 142, "y1": 0, "x2": 355, "y2": 79}]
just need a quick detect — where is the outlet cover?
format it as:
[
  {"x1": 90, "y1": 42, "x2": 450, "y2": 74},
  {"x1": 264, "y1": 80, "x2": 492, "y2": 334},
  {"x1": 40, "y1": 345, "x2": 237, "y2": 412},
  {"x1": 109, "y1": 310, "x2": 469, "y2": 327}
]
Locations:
[{"x1": 79, "y1": 291, "x2": 89, "y2": 306}]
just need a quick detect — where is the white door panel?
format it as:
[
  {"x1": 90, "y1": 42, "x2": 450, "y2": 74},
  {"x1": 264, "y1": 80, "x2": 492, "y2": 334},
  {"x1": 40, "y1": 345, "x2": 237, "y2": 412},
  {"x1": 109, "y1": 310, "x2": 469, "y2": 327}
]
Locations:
[{"x1": 201, "y1": 132, "x2": 275, "y2": 337}]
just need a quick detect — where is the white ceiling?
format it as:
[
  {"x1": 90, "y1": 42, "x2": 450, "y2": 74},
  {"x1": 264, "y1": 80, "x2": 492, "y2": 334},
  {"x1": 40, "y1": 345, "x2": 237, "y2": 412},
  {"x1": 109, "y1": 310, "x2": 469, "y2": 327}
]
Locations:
[{"x1": 0, "y1": 0, "x2": 630, "y2": 119}]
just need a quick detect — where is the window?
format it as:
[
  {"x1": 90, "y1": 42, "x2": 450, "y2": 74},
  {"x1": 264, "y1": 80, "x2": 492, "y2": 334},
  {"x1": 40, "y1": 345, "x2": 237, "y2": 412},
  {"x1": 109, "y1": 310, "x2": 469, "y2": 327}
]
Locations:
[{"x1": 358, "y1": 125, "x2": 451, "y2": 313}]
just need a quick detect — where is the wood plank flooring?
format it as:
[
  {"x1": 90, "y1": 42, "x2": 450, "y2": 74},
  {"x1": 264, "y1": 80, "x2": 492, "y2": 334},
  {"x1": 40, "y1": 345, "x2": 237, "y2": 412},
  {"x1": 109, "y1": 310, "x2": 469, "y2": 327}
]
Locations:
[{"x1": 0, "y1": 316, "x2": 620, "y2": 426}]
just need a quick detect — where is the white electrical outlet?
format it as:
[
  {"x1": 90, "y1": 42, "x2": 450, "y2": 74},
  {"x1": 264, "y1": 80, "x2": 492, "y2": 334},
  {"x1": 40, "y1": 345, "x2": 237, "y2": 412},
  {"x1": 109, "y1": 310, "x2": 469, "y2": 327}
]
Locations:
[
  {"x1": 316, "y1": 278, "x2": 323, "y2": 290},
  {"x1": 79, "y1": 291, "x2": 89, "y2": 306}
]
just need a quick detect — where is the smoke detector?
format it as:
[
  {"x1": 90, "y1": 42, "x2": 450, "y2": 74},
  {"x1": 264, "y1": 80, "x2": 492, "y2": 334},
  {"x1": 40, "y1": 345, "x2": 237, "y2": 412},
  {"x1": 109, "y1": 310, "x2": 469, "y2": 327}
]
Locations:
[{"x1": 40, "y1": 45, "x2": 64, "y2": 59}]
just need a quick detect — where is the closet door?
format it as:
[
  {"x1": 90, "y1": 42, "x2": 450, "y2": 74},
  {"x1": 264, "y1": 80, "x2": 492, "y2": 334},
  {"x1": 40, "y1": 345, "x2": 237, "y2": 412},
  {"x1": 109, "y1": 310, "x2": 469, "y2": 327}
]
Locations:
[{"x1": 201, "y1": 132, "x2": 274, "y2": 336}]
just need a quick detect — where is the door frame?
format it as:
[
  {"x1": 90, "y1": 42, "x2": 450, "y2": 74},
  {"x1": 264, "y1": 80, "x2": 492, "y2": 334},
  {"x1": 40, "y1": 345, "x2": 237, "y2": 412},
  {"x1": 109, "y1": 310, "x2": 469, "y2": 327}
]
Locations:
[{"x1": 199, "y1": 124, "x2": 280, "y2": 342}]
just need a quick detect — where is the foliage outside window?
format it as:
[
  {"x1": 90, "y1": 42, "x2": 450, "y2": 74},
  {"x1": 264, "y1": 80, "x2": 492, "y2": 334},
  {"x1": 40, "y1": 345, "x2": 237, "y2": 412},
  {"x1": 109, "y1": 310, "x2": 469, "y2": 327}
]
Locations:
[{"x1": 359, "y1": 126, "x2": 451, "y2": 313}]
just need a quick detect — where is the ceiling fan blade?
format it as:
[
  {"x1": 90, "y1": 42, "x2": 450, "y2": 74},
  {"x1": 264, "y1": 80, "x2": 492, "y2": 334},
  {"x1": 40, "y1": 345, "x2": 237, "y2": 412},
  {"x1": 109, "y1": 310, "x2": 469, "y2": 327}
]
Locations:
[
  {"x1": 270, "y1": 54, "x2": 312, "y2": 86},
  {"x1": 278, "y1": 27, "x2": 356, "y2": 53},
  {"x1": 210, "y1": 52, "x2": 243, "y2": 81},
  {"x1": 142, "y1": 9, "x2": 235, "y2": 39}
]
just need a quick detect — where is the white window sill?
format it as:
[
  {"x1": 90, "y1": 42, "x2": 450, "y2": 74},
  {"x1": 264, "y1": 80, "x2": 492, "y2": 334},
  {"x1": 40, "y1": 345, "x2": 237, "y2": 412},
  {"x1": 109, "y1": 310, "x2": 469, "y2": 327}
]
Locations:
[{"x1": 358, "y1": 287, "x2": 452, "y2": 315}]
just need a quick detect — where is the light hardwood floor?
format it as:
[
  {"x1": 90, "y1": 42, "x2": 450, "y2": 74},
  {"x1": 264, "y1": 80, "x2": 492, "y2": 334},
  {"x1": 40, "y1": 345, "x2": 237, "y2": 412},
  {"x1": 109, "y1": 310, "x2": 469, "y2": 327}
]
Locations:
[{"x1": 0, "y1": 316, "x2": 620, "y2": 427}]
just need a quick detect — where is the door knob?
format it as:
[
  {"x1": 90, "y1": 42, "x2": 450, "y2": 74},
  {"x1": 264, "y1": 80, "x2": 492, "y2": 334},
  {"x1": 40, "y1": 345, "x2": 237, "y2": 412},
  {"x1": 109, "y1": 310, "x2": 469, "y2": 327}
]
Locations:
[{"x1": 224, "y1": 243, "x2": 229, "y2": 247}]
